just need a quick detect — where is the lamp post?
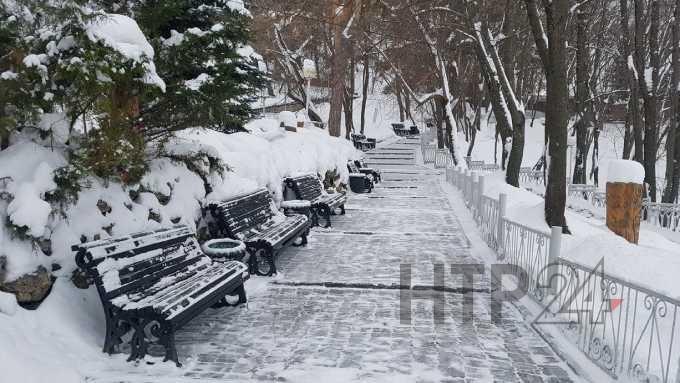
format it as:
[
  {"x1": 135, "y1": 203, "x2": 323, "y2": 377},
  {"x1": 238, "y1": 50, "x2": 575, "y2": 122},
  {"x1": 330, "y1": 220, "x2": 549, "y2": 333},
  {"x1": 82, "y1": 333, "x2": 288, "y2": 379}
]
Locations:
[
  {"x1": 258, "y1": 60, "x2": 268, "y2": 114},
  {"x1": 567, "y1": 136, "x2": 577, "y2": 182},
  {"x1": 302, "y1": 59, "x2": 317, "y2": 123}
]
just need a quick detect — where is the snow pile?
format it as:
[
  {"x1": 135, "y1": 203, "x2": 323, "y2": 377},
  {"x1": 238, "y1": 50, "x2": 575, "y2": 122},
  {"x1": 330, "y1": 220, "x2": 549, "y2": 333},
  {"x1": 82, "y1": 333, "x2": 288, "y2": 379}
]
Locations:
[
  {"x1": 278, "y1": 110, "x2": 298, "y2": 127},
  {"x1": 0, "y1": 291, "x2": 18, "y2": 316},
  {"x1": 86, "y1": 13, "x2": 166, "y2": 91},
  {"x1": 0, "y1": 114, "x2": 358, "y2": 281},
  {"x1": 606, "y1": 159, "x2": 645, "y2": 184},
  {"x1": 0, "y1": 280, "x2": 114, "y2": 383},
  {"x1": 280, "y1": 200, "x2": 311, "y2": 209},
  {"x1": 225, "y1": 0, "x2": 251, "y2": 17},
  {"x1": 176, "y1": 119, "x2": 360, "y2": 203},
  {"x1": 0, "y1": 142, "x2": 66, "y2": 277}
]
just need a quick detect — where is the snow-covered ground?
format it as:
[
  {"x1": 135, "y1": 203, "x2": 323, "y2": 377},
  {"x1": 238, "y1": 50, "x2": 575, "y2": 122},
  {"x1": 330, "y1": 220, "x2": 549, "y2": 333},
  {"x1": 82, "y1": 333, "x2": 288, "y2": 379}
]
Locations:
[
  {"x1": 0, "y1": 92, "x2": 407, "y2": 383},
  {"x1": 478, "y1": 171, "x2": 680, "y2": 300}
]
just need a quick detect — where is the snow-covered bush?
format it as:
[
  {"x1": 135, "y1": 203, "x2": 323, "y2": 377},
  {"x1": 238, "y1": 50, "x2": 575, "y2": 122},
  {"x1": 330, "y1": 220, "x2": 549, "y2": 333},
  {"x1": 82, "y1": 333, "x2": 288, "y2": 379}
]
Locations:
[
  {"x1": 74, "y1": 125, "x2": 147, "y2": 185},
  {"x1": 22, "y1": 6, "x2": 165, "y2": 130}
]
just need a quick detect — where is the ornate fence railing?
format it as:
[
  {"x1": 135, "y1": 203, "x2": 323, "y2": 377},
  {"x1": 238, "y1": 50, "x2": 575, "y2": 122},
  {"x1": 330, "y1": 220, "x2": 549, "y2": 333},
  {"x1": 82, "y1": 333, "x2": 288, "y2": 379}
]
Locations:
[
  {"x1": 642, "y1": 202, "x2": 680, "y2": 232},
  {"x1": 567, "y1": 184, "x2": 598, "y2": 201},
  {"x1": 547, "y1": 259, "x2": 680, "y2": 382},
  {"x1": 452, "y1": 161, "x2": 680, "y2": 234},
  {"x1": 479, "y1": 195, "x2": 501, "y2": 250},
  {"x1": 519, "y1": 167, "x2": 545, "y2": 184},
  {"x1": 501, "y1": 220, "x2": 554, "y2": 301},
  {"x1": 435, "y1": 149, "x2": 453, "y2": 169},
  {"x1": 422, "y1": 145, "x2": 436, "y2": 164},
  {"x1": 446, "y1": 165, "x2": 680, "y2": 382}
]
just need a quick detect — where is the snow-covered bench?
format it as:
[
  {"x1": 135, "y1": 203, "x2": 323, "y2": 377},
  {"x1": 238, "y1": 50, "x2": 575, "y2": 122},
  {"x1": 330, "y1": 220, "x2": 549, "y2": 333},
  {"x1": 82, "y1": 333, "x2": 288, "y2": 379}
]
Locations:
[
  {"x1": 72, "y1": 225, "x2": 248, "y2": 366},
  {"x1": 284, "y1": 174, "x2": 347, "y2": 228},
  {"x1": 209, "y1": 188, "x2": 310, "y2": 276},
  {"x1": 346, "y1": 161, "x2": 376, "y2": 193},
  {"x1": 350, "y1": 159, "x2": 381, "y2": 183},
  {"x1": 351, "y1": 133, "x2": 376, "y2": 151},
  {"x1": 391, "y1": 123, "x2": 410, "y2": 136}
]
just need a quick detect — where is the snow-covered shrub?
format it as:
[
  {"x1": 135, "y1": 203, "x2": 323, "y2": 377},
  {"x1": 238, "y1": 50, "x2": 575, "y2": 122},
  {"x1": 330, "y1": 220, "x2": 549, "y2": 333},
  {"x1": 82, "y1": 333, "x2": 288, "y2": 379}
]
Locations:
[
  {"x1": 73, "y1": 126, "x2": 147, "y2": 185},
  {"x1": 22, "y1": 7, "x2": 164, "y2": 129},
  {"x1": 45, "y1": 165, "x2": 87, "y2": 213}
]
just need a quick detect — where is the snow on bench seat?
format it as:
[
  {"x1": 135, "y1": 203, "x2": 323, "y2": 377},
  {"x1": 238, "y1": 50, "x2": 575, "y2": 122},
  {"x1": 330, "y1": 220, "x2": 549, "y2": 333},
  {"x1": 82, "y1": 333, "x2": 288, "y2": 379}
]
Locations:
[{"x1": 72, "y1": 225, "x2": 248, "y2": 365}]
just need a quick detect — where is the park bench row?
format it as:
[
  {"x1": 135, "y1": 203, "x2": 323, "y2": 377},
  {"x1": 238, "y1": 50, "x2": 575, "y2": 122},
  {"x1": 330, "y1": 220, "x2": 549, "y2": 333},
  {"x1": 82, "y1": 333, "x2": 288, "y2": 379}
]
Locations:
[
  {"x1": 72, "y1": 163, "x2": 381, "y2": 366},
  {"x1": 391, "y1": 123, "x2": 420, "y2": 137}
]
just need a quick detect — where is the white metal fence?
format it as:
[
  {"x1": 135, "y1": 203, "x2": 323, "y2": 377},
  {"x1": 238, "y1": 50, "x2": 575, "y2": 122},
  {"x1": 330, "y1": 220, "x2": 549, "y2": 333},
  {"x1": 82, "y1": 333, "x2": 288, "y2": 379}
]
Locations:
[{"x1": 447, "y1": 165, "x2": 680, "y2": 383}]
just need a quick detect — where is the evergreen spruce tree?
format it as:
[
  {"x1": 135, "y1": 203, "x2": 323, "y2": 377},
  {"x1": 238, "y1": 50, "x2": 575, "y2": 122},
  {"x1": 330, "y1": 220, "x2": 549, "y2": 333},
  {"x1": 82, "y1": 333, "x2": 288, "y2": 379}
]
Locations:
[
  {"x1": 0, "y1": 1, "x2": 39, "y2": 149},
  {"x1": 19, "y1": 1, "x2": 165, "y2": 183},
  {"x1": 115, "y1": 0, "x2": 267, "y2": 137}
]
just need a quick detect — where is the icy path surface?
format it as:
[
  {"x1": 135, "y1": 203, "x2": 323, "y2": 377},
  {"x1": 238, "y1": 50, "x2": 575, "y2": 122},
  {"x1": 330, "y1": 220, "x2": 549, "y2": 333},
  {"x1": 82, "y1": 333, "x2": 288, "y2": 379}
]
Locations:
[{"x1": 89, "y1": 139, "x2": 580, "y2": 382}]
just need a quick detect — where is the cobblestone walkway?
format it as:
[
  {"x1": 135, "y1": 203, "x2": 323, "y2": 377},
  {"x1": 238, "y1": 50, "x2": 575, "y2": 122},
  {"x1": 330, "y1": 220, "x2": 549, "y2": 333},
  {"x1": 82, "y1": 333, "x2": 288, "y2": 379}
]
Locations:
[{"x1": 90, "y1": 138, "x2": 580, "y2": 382}]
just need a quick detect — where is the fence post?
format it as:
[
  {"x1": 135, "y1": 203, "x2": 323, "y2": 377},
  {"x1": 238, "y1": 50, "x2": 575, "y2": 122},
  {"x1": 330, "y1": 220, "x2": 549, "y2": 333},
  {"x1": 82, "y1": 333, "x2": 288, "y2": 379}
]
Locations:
[
  {"x1": 548, "y1": 226, "x2": 562, "y2": 294},
  {"x1": 477, "y1": 175, "x2": 485, "y2": 219},
  {"x1": 467, "y1": 170, "x2": 474, "y2": 204},
  {"x1": 465, "y1": 170, "x2": 472, "y2": 205},
  {"x1": 472, "y1": 172, "x2": 479, "y2": 218},
  {"x1": 463, "y1": 170, "x2": 469, "y2": 202},
  {"x1": 498, "y1": 193, "x2": 507, "y2": 255}
]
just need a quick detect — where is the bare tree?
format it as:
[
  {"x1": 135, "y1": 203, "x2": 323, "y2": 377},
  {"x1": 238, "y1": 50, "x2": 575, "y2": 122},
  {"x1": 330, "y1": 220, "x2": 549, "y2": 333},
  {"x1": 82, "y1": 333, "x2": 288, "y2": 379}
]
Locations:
[{"x1": 524, "y1": 0, "x2": 570, "y2": 230}]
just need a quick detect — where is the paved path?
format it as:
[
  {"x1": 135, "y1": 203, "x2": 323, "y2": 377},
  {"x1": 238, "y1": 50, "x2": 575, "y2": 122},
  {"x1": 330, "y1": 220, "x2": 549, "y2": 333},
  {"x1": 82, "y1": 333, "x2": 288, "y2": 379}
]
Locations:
[{"x1": 90, "y1": 138, "x2": 579, "y2": 382}]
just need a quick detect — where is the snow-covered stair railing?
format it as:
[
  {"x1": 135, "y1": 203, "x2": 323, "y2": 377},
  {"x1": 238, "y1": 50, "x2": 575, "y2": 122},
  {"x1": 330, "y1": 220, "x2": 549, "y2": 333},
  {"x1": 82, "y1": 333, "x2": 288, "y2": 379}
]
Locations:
[
  {"x1": 447, "y1": 165, "x2": 680, "y2": 383},
  {"x1": 72, "y1": 225, "x2": 249, "y2": 366}
]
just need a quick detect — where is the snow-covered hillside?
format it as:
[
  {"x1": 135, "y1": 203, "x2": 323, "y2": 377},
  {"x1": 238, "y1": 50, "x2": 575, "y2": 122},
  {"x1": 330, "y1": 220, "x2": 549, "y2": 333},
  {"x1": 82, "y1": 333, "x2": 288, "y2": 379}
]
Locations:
[{"x1": 0, "y1": 115, "x2": 360, "y2": 282}]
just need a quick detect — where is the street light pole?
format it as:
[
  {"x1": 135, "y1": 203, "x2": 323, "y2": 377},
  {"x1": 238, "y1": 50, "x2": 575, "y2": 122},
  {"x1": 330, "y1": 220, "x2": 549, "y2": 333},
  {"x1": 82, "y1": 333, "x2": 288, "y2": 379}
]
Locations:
[{"x1": 302, "y1": 58, "x2": 316, "y2": 125}]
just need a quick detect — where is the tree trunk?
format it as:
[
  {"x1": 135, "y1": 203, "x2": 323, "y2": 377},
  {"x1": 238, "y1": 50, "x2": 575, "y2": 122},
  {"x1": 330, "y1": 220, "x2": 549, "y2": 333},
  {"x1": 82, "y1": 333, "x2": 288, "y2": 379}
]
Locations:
[
  {"x1": 573, "y1": 11, "x2": 592, "y2": 185},
  {"x1": 475, "y1": 46, "x2": 511, "y2": 170},
  {"x1": 633, "y1": 0, "x2": 646, "y2": 165},
  {"x1": 0, "y1": 101, "x2": 8, "y2": 150},
  {"x1": 343, "y1": 87, "x2": 354, "y2": 139},
  {"x1": 477, "y1": 23, "x2": 524, "y2": 186},
  {"x1": 328, "y1": 1, "x2": 353, "y2": 137},
  {"x1": 403, "y1": 84, "x2": 413, "y2": 123},
  {"x1": 344, "y1": 56, "x2": 356, "y2": 139},
  {"x1": 663, "y1": 0, "x2": 680, "y2": 203},
  {"x1": 467, "y1": 107, "x2": 480, "y2": 156},
  {"x1": 498, "y1": 11, "x2": 525, "y2": 186},
  {"x1": 395, "y1": 79, "x2": 405, "y2": 122},
  {"x1": 641, "y1": 0, "x2": 660, "y2": 201},
  {"x1": 620, "y1": 0, "x2": 637, "y2": 161},
  {"x1": 360, "y1": 54, "x2": 369, "y2": 134},
  {"x1": 435, "y1": 98, "x2": 445, "y2": 149},
  {"x1": 622, "y1": 101, "x2": 634, "y2": 159},
  {"x1": 541, "y1": 0, "x2": 569, "y2": 230}
]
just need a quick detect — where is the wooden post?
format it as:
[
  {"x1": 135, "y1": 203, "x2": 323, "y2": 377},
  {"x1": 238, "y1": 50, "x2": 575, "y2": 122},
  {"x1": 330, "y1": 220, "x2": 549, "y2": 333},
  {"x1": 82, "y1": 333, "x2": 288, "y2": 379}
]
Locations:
[
  {"x1": 606, "y1": 160, "x2": 644, "y2": 244},
  {"x1": 606, "y1": 183, "x2": 643, "y2": 244}
]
